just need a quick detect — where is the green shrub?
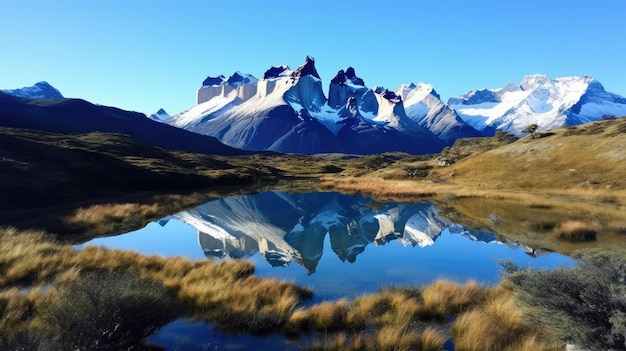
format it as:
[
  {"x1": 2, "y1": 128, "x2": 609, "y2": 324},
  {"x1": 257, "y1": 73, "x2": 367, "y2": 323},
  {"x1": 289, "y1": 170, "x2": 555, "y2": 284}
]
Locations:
[{"x1": 506, "y1": 249, "x2": 626, "y2": 350}]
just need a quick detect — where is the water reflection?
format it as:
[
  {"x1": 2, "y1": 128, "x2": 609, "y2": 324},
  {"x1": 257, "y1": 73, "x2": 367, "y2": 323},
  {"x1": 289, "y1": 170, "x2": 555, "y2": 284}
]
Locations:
[
  {"x1": 82, "y1": 191, "x2": 571, "y2": 350},
  {"x1": 158, "y1": 191, "x2": 540, "y2": 275}
]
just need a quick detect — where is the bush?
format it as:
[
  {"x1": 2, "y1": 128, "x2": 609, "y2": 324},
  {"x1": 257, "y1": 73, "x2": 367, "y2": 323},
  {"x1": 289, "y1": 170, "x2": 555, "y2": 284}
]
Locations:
[
  {"x1": 495, "y1": 130, "x2": 519, "y2": 143},
  {"x1": 506, "y1": 249, "x2": 626, "y2": 350},
  {"x1": 40, "y1": 269, "x2": 183, "y2": 350}
]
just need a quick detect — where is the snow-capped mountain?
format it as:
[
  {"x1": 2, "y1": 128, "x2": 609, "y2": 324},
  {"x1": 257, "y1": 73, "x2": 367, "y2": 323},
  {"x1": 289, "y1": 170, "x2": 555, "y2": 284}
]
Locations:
[
  {"x1": 2, "y1": 81, "x2": 63, "y2": 99},
  {"x1": 167, "y1": 57, "x2": 447, "y2": 155},
  {"x1": 164, "y1": 191, "x2": 500, "y2": 274},
  {"x1": 148, "y1": 108, "x2": 170, "y2": 122},
  {"x1": 396, "y1": 83, "x2": 483, "y2": 144},
  {"x1": 449, "y1": 74, "x2": 626, "y2": 135}
]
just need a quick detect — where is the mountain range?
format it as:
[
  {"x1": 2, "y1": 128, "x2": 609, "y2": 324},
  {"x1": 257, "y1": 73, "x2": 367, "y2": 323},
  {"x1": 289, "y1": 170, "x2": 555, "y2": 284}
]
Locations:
[
  {"x1": 4, "y1": 64, "x2": 626, "y2": 156},
  {"x1": 165, "y1": 57, "x2": 462, "y2": 155},
  {"x1": 449, "y1": 74, "x2": 626, "y2": 135},
  {"x1": 159, "y1": 56, "x2": 626, "y2": 154}
]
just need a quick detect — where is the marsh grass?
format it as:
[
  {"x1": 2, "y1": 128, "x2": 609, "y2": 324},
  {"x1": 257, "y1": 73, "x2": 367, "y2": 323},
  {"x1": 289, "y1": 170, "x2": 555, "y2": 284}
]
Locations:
[
  {"x1": 1, "y1": 227, "x2": 575, "y2": 350},
  {"x1": 452, "y1": 290, "x2": 559, "y2": 351},
  {"x1": 287, "y1": 280, "x2": 493, "y2": 350},
  {"x1": 419, "y1": 280, "x2": 490, "y2": 318},
  {"x1": 0, "y1": 227, "x2": 312, "y2": 344},
  {"x1": 64, "y1": 202, "x2": 159, "y2": 234}
]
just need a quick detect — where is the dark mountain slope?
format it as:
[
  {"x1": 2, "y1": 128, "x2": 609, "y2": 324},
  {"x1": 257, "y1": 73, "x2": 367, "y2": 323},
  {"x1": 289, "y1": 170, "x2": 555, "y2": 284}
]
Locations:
[{"x1": 0, "y1": 92, "x2": 247, "y2": 156}]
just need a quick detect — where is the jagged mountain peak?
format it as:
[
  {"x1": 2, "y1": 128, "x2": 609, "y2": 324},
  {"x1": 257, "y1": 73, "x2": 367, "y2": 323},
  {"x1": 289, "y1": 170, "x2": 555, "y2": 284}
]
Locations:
[
  {"x1": 448, "y1": 88, "x2": 501, "y2": 106},
  {"x1": 170, "y1": 58, "x2": 498, "y2": 154},
  {"x1": 225, "y1": 72, "x2": 257, "y2": 88},
  {"x1": 331, "y1": 67, "x2": 365, "y2": 86},
  {"x1": 374, "y1": 87, "x2": 402, "y2": 104},
  {"x1": 261, "y1": 65, "x2": 291, "y2": 80},
  {"x1": 202, "y1": 75, "x2": 226, "y2": 87},
  {"x1": 290, "y1": 56, "x2": 320, "y2": 79}
]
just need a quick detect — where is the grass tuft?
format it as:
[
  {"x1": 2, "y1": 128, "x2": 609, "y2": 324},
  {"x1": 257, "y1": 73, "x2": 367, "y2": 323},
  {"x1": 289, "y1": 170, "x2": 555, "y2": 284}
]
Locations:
[
  {"x1": 452, "y1": 292, "x2": 557, "y2": 351},
  {"x1": 419, "y1": 280, "x2": 491, "y2": 318}
]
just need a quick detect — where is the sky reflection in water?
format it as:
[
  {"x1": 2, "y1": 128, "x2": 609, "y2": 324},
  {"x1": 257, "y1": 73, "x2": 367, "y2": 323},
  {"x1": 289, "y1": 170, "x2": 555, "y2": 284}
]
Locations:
[{"x1": 85, "y1": 191, "x2": 572, "y2": 300}]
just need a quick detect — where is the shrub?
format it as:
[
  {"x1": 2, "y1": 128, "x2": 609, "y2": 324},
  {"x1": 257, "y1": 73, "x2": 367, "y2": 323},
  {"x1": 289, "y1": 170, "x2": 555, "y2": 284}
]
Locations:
[
  {"x1": 506, "y1": 249, "x2": 626, "y2": 350},
  {"x1": 39, "y1": 269, "x2": 183, "y2": 351},
  {"x1": 495, "y1": 130, "x2": 519, "y2": 143}
]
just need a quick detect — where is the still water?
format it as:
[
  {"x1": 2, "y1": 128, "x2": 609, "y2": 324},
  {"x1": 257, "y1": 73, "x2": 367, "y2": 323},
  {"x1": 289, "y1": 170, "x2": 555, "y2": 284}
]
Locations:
[{"x1": 83, "y1": 191, "x2": 572, "y2": 349}]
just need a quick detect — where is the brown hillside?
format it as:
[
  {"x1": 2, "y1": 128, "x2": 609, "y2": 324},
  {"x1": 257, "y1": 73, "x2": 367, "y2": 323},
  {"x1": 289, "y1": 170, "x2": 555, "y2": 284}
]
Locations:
[{"x1": 431, "y1": 117, "x2": 626, "y2": 191}]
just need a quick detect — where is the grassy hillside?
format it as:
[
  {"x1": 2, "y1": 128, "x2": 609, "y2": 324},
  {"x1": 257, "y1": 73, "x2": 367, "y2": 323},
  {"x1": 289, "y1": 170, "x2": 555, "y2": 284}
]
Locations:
[
  {"x1": 430, "y1": 118, "x2": 626, "y2": 191},
  {"x1": 329, "y1": 117, "x2": 626, "y2": 197}
]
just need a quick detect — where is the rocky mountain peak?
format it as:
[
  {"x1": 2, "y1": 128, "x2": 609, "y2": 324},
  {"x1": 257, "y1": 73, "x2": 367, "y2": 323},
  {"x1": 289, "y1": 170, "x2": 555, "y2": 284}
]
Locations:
[
  {"x1": 331, "y1": 67, "x2": 365, "y2": 86},
  {"x1": 202, "y1": 75, "x2": 226, "y2": 87},
  {"x1": 261, "y1": 65, "x2": 290, "y2": 80},
  {"x1": 225, "y1": 72, "x2": 257, "y2": 88},
  {"x1": 374, "y1": 87, "x2": 402, "y2": 104},
  {"x1": 345, "y1": 67, "x2": 365, "y2": 86},
  {"x1": 291, "y1": 56, "x2": 320, "y2": 79}
]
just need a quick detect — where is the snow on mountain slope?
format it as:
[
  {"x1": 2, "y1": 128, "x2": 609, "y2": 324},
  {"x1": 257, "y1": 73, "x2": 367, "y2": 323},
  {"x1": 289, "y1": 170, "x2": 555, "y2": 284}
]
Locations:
[
  {"x1": 449, "y1": 74, "x2": 626, "y2": 135},
  {"x1": 170, "y1": 72, "x2": 260, "y2": 129},
  {"x1": 196, "y1": 72, "x2": 258, "y2": 104},
  {"x1": 2, "y1": 81, "x2": 63, "y2": 99},
  {"x1": 168, "y1": 57, "x2": 446, "y2": 155},
  {"x1": 397, "y1": 83, "x2": 482, "y2": 144},
  {"x1": 173, "y1": 57, "x2": 341, "y2": 154}
]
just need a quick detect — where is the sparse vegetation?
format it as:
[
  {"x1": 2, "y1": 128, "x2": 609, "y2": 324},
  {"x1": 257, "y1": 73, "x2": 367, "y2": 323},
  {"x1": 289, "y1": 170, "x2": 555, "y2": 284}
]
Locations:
[{"x1": 506, "y1": 249, "x2": 626, "y2": 350}]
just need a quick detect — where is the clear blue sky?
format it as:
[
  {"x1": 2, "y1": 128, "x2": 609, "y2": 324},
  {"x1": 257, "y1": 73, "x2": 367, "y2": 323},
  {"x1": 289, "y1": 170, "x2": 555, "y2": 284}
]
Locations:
[{"x1": 1, "y1": 1, "x2": 624, "y2": 115}]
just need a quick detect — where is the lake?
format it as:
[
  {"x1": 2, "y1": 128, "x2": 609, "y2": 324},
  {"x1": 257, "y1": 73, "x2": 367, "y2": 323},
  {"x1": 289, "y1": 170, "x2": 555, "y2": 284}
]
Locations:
[{"x1": 83, "y1": 191, "x2": 572, "y2": 349}]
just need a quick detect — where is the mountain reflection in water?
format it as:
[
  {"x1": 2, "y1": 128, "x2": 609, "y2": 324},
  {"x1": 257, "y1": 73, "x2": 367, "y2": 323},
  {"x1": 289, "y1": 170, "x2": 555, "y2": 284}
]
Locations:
[{"x1": 161, "y1": 191, "x2": 513, "y2": 275}]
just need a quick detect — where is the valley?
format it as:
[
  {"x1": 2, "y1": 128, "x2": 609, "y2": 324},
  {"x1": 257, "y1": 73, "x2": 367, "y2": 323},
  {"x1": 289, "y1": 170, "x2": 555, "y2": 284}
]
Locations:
[{"x1": 1, "y1": 74, "x2": 625, "y2": 351}]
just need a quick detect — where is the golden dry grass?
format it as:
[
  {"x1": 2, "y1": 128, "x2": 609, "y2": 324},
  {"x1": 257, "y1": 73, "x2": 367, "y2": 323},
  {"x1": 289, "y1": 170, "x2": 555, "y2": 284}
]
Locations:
[
  {"x1": 451, "y1": 289, "x2": 560, "y2": 351},
  {"x1": 1, "y1": 227, "x2": 568, "y2": 349},
  {"x1": 420, "y1": 327, "x2": 446, "y2": 351},
  {"x1": 419, "y1": 280, "x2": 491, "y2": 318},
  {"x1": 0, "y1": 227, "x2": 312, "y2": 335},
  {"x1": 288, "y1": 281, "x2": 494, "y2": 350}
]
